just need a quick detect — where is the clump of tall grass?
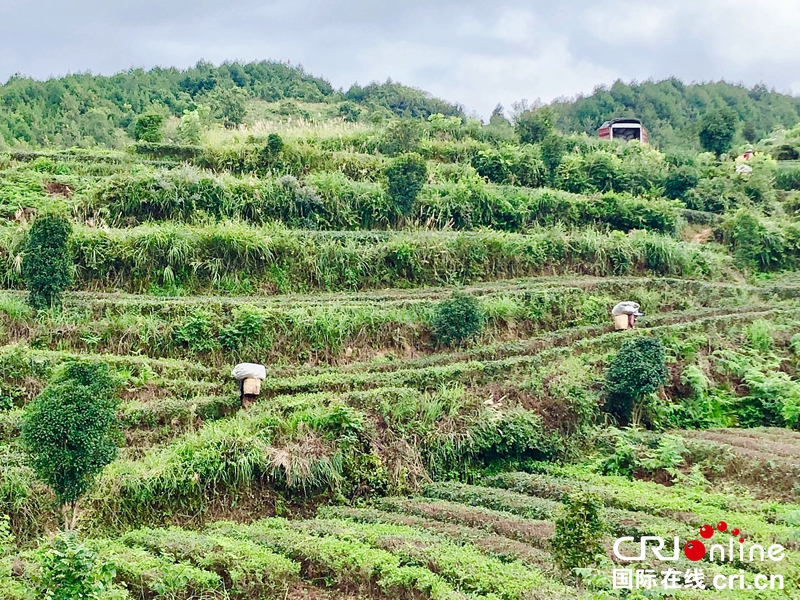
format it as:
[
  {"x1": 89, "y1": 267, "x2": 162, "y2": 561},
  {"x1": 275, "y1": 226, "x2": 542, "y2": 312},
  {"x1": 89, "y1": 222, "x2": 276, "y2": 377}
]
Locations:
[
  {"x1": 86, "y1": 164, "x2": 681, "y2": 234},
  {"x1": 0, "y1": 222, "x2": 733, "y2": 294}
]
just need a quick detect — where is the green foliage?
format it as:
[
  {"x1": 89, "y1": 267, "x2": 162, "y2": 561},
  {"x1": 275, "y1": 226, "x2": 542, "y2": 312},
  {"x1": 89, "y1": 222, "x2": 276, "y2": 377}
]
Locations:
[
  {"x1": 743, "y1": 121, "x2": 758, "y2": 143},
  {"x1": 219, "y1": 304, "x2": 269, "y2": 351},
  {"x1": 88, "y1": 538, "x2": 222, "y2": 598},
  {"x1": 21, "y1": 362, "x2": 120, "y2": 518},
  {"x1": 212, "y1": 519, "x2": 466, "y2": 600},
  {"x1": 604, "y1": 337, "x2": 668, "y2": 425},
  {"x1": 473, "y1": 407, "x2": 548, "y2": 463},
  {"x1": 540, "y1": 133, "x2": 565, "y2": 181},
  {"x1": 346, "y1": 81, "x2": 463, "y2": 119},
  {"x1": 37, "y1": 533, "x2": 116, "y2": 600},
  {"x1": 0, "y1": 61, "x2": 336, "y2": 147},
  {"x1": 88, "y1": 164, "x2": 679, "y2": 233},
  {"x1": 133, "y1": 113, "x2": 165, "y2": 143},
  {"x1": 209, "y1": 86, "x2": 249, "y2": 126},
  {"x1": 471, "y1": 145, "x2": 544, "y2": 187},
  {"x1": 266, "y1": 132, "x2": 284, "y2": 154},
  {"x1": 174, "y1": 310, "x2": 219, "y2": 353},
  {"x1": 776, "y1": 166, "x2": 800, "y2": 191},
  {"x1": 553, "y1": 79, "x2": 800, "y2": 150},
  {"x1": 430, "y1": 291, "x2": 485, "y2": 346},
  {"x1": 380, "y1": 119, "x2": 422, "y2": 156},
  {"x1": 717, "y1": 345, "x2": 800, "y2": 429},
  {"x1": 337, "y1": 101, "x2": 362, "y2": 122},
  {"x1": 723, "y1": 208, "x2": 788, "y2": 271},
  {"x1": 21, "y1": 213, "x2": 72, "y2": 310},
  {"x1": 515, "y1": 107, "x2": 555, "y2": 144},
  {"x1": 120, "y1": 527, "x2": 300, "y2": 597},
  {"x1": 385, "y1": 152, "x2": 427, "y2": 215},
  {"x1": 551, "y1": 492, "x2": 605, "y2": 573},
  {"x1": 175, "y1": 109, "x2": 203, "y2": 144},
  {"x1": 596, "y1": 428, "x2": 689, "y2": 479},
  {"x1": 26, "y1": 223, "x2": 730, "y2": 294},
  {"x1": 664, "y1": 165, "x2": 699, "y2": 199},
  {"x1": 698, "y1": 108, "x2": 737, "y2": 158}
]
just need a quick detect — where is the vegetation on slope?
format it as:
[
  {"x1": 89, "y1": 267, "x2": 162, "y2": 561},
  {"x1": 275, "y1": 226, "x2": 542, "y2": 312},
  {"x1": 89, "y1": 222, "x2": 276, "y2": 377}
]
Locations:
[{"x1": 2, "y1": 62, "x2": 800, "y2": 599}]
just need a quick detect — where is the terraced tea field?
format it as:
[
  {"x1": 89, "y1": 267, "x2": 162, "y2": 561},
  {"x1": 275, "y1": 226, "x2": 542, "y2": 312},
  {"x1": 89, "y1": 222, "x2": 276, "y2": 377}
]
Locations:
[
  {"x1": 3, "y1": 271, "x2": 800, "y2": 598},
  {"x1": 3, "y1": 94, "x2": 800, "y2": 599}
]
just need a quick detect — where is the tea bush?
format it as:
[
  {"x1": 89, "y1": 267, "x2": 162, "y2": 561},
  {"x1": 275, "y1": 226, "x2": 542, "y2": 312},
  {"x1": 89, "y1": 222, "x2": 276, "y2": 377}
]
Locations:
[
  {"x1": 21, "y1": 213, "x2": 72, "y2": 309},
  {"x1": 430, "y1": 292, "x2": 485, "y2": 346},
  {"x1": 37, "y1": 534, "x2": 118, "y2": 600},
  {"x1": 551, "y1": 492, "x2": 606, "y2": 574},
  {"x1": 21, "y1": 361, "x2": 120, "y2": 529},
  {"x1": 386, "y1": 153, "x2": 427, "y2": 216},
  {"x1": 604, "y1": 337, "x2": 668, "y2": 425}
]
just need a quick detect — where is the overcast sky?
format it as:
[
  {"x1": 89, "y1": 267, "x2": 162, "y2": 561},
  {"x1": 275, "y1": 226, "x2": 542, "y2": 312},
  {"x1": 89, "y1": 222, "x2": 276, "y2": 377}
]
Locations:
[{"x1": 1, "y1": 0, "x2": 799, "y2": 117}]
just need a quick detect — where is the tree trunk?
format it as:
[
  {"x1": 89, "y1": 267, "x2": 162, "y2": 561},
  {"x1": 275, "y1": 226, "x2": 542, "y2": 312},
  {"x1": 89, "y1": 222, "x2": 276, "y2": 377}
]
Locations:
[
  {"x1": 61, "y1": 502, "x2": 79, "y2": 531},
  {"x1": 61, "y1": 504, "x2": 71, "y2": 531},
  {"x1": 70, "y1": 502, "x2": 79, "y2": 531}
]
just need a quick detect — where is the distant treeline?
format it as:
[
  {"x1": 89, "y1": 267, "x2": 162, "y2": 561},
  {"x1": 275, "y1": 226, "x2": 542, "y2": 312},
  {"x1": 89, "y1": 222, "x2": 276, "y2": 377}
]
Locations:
[
  {"x1": 552, "y1": 79, "x2": 800, "y2": 149},
  {"x1": 0, "y1": 61, "x2": 462, "y2": 147}
]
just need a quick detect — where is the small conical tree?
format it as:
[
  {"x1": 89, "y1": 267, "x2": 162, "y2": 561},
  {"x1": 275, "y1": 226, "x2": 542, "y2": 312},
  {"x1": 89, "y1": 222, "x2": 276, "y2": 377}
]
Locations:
[
  {"x1": 604, "y1": 337, "x2": 668, "y2": 425},
  {"x1": 698, "y1": 108, "x2": 736, "y2": 158},
  {"x1": 21, "y1": 361, "x2": 120, "y2": 530},
  {"x1": 386, "y1": 153, "x2": 427, "y2": 218},
  {"x1": 21, "y1": 213, "x2": 72, "y2": 310},
  {"x1": 133, "y1": 112, "x2": 166, "y2": 143}
]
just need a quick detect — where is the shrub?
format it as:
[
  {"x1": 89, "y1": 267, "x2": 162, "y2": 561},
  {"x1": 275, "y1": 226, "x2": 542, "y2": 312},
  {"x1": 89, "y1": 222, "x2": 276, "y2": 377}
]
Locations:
[
  {"x1": 604, "y1": 337, "x2": 668, "y2": 426},
  {"x1": 338, "y1": 101, "x2": 362, "y2": 122},
  {"x1": 121, "y1": 528, "x2": 300, "y2": 597},
  {"x1": 37, "y1": 533, "x2": 116, "y2": 600},
  {"x1": 541, "y1": 134, "x2": 565, "y2": 182},
  {"x1": 133, "y1": 113, "x2": 165, "y2": 143},
  {"x1": 473, "y1": 407, "x2": 548, "y2": 463},
  {"x1": 176, "y1": 109, "x2": 203, "y2": 144},
  {"x1": 21, "y1": 361, "x2": 120, "y2": 529},
  {"x1": 174, "y1": 310, "x2": 219, "y2": 353},
  {"x1": 386, "y1": 153, "x2": 427, "y2": 216},
  {"x1": 698, "y1": 108, "x2": 736, "y2": 158},
  {"x1": 515, "y1": 108, "x2": 555, "y2": 144},
  {"x1": 266, "y1": 133, "x2": 284, "y2": 154},
  {"x1": 471, "y1": 145, "x2": 544, "y2": 187},
  {"x1": 584, "y1": 151, "x2": 619, "y2": 192},
  {"x1": 776, "y1": 166, "x2": 800, "y2": 191},
  {"x1": 21, "y1": 213, "x2": 72, "y2": 310},
  {"x1": 664, "y1": 166, "x2": 699, "y2": 200},
  {"x1": 723, "y1": 208, "x2": 788, "y2": 271},
  {"x1": 209, "y1": 87, "x2": 248, "y2": 127},
  {"x1": 379, "y1": 119, "x2": 422, "y2": 156},
  {"x1": 430, "y1": 291, "x2": 485, "y2": 346},
  {"x1": 89, "y1": 538, "x2": 221, "y2": 598},
  {"x1": 551, "y1": 492, "x2": 605, "y2": 574},
  {"x1": 219, "y1": 304, "x2": 269, "y2": 351}
]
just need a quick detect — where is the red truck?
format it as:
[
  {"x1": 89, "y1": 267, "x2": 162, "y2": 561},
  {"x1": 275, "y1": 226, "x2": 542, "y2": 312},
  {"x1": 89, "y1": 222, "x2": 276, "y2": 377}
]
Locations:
[{"x1": 598, "y1": 118, "x2": 648, "y2": 144}]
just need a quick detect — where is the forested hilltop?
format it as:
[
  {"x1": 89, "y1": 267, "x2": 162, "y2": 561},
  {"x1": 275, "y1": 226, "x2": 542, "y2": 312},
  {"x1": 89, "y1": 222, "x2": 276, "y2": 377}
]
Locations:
[
  {"x1": 552, "y1": 78, "x2": 800, "y2": 149},
  {"x1": 0, "y1": 60, "x2": 462, "y2": 148},
  {"x1": 1, "y1": 59, "x2": 799, "y2": 150}
]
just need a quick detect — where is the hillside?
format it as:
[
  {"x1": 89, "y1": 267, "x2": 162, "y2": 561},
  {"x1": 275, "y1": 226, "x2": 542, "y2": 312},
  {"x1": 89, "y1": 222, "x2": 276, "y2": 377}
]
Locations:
[
  {"x1": 552, "y1": 79, "x2": 800, "y2": 149},
  {"x1": 0, "y1": 61, "x2": 461, "y2": 148},
  {"x1": 2, "y1": 61, "x2": 800, "y2": 151},
  {"x1": 2, "y1": 62, "x2": 800, "y2": 599}
]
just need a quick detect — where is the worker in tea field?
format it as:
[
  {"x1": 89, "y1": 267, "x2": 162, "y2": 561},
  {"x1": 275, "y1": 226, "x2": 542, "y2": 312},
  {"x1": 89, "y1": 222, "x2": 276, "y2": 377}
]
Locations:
[
  {"x1": 612, "y1": 301, "x2": 643, "y2": 330},
  {"x1": 232, "y1": 362, "x2": 266, "y2": 409}
]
